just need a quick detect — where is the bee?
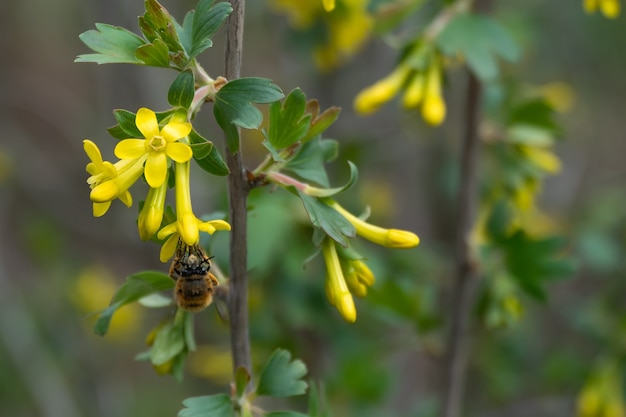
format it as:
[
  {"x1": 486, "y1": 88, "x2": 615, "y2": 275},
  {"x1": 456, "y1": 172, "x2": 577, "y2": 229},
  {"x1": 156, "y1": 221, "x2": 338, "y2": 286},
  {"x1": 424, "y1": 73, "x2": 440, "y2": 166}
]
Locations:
[{"x1": 168, "y1": 239, "x2": 219, "y2": 312}]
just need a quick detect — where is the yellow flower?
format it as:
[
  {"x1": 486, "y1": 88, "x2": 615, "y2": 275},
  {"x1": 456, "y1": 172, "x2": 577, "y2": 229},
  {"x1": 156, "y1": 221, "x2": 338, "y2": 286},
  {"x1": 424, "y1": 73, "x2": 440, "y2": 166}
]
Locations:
[
  {"x1": 342, "y1": 258, "x2": 375, "y2": 298},
  {"x1": 322, "y1": 239, "x2": 356, "y2": 322},
  {"x1": 584, "y1": 0, "x2": 621, "y2": 18},
  {"x1": 402, "y1": 72, "x2": 426, "y2": 109},
  {"x1": 137, "y1": 180, "x2": 167, "y2": 241},
  {"x1": 114, "y1": 108, "x2": 193, "y2": 188},
  {"x1": 421, "y1": 57, "x2": 446, "y2": 126},
  {"x1": 354, "y1": 65, "x2": 411, "y2": 115},
  {"x1": 322, "y1": 0, "x2": 335, "y2": 11},
  {"x1": 156, "y1": 161, "x2": 230, "y2": 262},
  {"x1": 84, "y1": 139, "x2": 142, "y2": 217},
  {"x1": 328, "y1": 201, "x2": 420, "y2": 248}
]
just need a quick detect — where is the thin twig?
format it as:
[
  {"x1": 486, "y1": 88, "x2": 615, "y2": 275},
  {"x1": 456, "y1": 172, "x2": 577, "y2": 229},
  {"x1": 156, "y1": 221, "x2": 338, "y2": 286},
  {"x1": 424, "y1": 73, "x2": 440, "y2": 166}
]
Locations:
[
  {"x1": 224, "y1": 0, "x2": 252, "y2": 376},
  {"x1": 440, "y1": 66, "x2": 482, "y2": 417}
]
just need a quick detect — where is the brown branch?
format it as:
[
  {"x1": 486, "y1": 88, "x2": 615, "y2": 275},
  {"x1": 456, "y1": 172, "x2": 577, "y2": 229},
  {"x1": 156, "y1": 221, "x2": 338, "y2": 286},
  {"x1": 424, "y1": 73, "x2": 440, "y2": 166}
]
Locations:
[
  {"x1": 440, "y1": 68, "x2": 482, "y2": 417},
  {"x1": 224, "y1": 0, "x2": 252, "y2": 376}
]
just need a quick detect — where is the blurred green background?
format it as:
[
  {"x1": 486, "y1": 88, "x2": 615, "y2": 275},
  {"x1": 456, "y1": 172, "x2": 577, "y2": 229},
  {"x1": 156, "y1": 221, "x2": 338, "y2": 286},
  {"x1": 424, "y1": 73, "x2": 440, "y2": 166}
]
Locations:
[{"x1": 1, "y1": 1, "x2": 626, "y2": 416}]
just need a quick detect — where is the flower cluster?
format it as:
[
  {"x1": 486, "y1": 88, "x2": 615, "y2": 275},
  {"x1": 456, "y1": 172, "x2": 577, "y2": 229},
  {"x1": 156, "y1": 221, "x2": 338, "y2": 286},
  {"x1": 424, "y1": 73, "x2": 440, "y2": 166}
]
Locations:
[
  {"x1": 354, "y1": 49, "x2": 446, "y2": 126},
  {"x1": 577, "y1": 358, "x2": 625, "y2": 417},
  {"x1": 583, "y1": 0, "x2": 621, "y2": 18},
  {"x1": 270, "y1": 0, "x2": 373, "y2": 71},
  {"x1": 322, "y1": 201, "x2": 419, "y2": 322},
  {"x1": 84, "y1": 107, "x2": 230, "y2": 261}
]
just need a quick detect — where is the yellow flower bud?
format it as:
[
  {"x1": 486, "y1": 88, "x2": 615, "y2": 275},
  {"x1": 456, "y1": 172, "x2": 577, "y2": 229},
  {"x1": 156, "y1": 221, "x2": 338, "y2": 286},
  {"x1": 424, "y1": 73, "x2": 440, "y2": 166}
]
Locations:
[
  {"x1": 402, "y1": 73, "x2": 425, "y2": 109},
  {"x1": 422, "y1": 58, "x2": 446, "y2": 126},
  {"x1": 329, "y1": 201, "x2": 420, "y2": 248},
  {"x1": 322, "y1": 239, "x2": 356, "y2": 322},
  {"x1": 138, "y1": 181, "x2": 167, "y2": 240},
  {"x1": 322, "y1": 0, "x2": 335, "y2": 12},
  {"x1": 354, "y1": 66, "x2": 410, "y2": 115}
]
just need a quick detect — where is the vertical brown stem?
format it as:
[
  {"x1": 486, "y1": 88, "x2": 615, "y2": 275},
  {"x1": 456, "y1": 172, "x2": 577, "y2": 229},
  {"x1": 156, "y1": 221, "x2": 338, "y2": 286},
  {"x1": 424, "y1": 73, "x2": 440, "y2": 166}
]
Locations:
[
  {"x1": 440, "y1": 70, "x2": 482, "y2": 417},
  {"x1": 224, "y1": 0, "x2": 252, "y2": 375}
]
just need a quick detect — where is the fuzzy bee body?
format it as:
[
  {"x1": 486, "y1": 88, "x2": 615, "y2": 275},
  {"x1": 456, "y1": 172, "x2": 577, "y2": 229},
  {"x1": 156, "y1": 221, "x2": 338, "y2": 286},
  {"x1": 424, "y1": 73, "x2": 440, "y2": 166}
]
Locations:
[{"x1": 169, "y1": 240, "x2": 218, "y2": 312}]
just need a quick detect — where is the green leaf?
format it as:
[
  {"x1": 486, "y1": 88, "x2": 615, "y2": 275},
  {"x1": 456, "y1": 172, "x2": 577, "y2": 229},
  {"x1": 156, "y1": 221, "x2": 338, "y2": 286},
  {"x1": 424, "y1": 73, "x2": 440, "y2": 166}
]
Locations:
[
  {"x1": 190, "y1": 0, "x2": 233, "y2": 58},
  {"x1": 178, "y1": 394, "x2": 234, "y2": 417},
  {"x1": 168, "y1": 70, "x2": 196, "y2": 108},
  {"x1": 76, "y1": 23, "x2": 146, "y2": 65},
  {"x1": 436, "y1": 14, "x2": 519, "y2": 81},
  {"x1": 307, "y1": 381, "x2": 331, "y2": 417},
  {"x1": 268, "y1": 88, "x2": 312, "y2": 149},
  {"x1": 256, "y1": 349, "x2": 308, "y2": 398},
  {"x1": 304, "y1": 161, "x2": 358, "y2": 198},
  {"x1": 235, "y1": 366, "x2": 251, "y2": 398},
  {"x1": 506, "y1": 124, "x2": 555, "y2": 147},
  {"x1": 112, "y1": 109, "x2": 142, "y2": 138},
  {"x1": 135, "y1": 38, "x2": 171, "y2": 67},
  {"x1": 93, "y1": 271, "x2": 174, "y2": 336},
  {"x1": 189, "y1": 129, "x2": 230, "y2": 175},
  {"x1": 304, "y1": 105, "x2": 341, "y2": 142},
  {"x1": 284, "y1": 137, "x2": 338, "y2": 187},
  {"x1": 507, "y1": 98, "x2": 560, "y2": 134},
  {"x1": 139, "y1": 0, "x2": 184, "y2": 54},
  {"x1": 297, "y1": 192, "x2": 355, "y2": 247},
  {"x1": 214, "y1": 78, "x2": 284, "y2": 130},
  {"x1": 150, "y1": 320, "x2": 185, "y2": 365},
  {"x1": 214, "y1": 104, "x2": 240, "y2": 153}
]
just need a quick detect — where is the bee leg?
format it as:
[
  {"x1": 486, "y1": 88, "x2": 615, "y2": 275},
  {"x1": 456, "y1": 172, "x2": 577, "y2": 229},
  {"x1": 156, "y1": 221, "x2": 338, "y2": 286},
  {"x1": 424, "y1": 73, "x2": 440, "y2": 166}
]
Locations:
[{"x1": 207, "y1": 272, "x2": 219, "y2": 287}]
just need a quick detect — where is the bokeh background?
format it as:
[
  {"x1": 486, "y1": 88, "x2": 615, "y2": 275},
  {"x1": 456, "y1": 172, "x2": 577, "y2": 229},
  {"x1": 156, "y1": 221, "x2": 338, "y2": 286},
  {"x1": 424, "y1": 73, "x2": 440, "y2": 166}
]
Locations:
[{"x1": 1, "y1": 0, "x2": 625, "y2": 416}]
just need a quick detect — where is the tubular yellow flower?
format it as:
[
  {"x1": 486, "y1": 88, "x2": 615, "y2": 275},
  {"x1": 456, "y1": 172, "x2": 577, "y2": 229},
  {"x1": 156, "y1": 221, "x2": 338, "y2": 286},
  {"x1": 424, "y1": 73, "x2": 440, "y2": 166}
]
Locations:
[
  {"x1": 322, "y1": 0, "x2": 335, "y2": 11},
  {"x1": 322, "y1": 239, "x2": 356, "y2": 322},
  {"x1": 329, "y1": 201, "x2": 420, "y2": 248},
  {"x1": 89, "y1": 155, "x2": 147, "y2": 203},
  {"x1": 421, "y1": 58, "x2": 446, "y2": 126},
  {"x1": 138, "y1": 180, "x2": 168, "y2": 241},
  {"x1": 156, "y1": 162, "x2": 231, "y2": 262},
  {"x1": 84, "y1": 139, "x2": 144, "y2": 216},
  {"x1": 114, "y1": 108, "x2": 193, "y2": 188},
  {"x1": 354, "y1": 65, "x2": 411, "y2": 115},
  {"x1": 402, "y1": 73, "x2": 425, "y2": 109}
]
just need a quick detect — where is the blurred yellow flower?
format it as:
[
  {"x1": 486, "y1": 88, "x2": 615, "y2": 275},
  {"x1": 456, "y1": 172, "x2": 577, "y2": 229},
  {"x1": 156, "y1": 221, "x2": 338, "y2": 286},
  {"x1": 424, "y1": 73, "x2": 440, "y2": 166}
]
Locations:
[
  {"x1": 354, "y1": 65, "x2": 411, "y2": 115},
  {"x1": 577, "y1": 359, "x2": 625, "y2": 417},
  {"x1": 584, "y1": 0, "x2": 621, "y2": 18}
]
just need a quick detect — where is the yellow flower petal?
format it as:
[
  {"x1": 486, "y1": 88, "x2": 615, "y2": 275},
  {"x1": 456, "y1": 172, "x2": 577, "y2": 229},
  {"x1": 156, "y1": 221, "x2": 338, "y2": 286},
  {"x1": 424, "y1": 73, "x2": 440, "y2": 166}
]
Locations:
[
  {"x1": 93, "y1": 201, "x2": 111, "y2": 217},
  {"x1": 118, "y1": 190, "x2": 133, "y2": 208},
  {"x1": 115, "y1": 139, "x2": 147, "y2": 159},
  {"x1": 322, "y1": 239, "x2": 357, "y2": 322},
  {"x1": 144, "y1": 152, "x2": 168, "y2": 188},
  {"x1": 161, "y1": 122, "x2": 192, "y2": 142},
  {"x1": 157, "y1": 222, "x2": 178, "y2": 240},
  {"x1": 160, "y1": 234, "x2": 180, "y2": 263},
  {"x1": 166, "y1": 142, "x2": 193, "y2": 163},
  {"x1": 402, "y1": 73, "x2": 425, "y2": 109},
  {"x1": 90, "y1": 181, "x2": 119, "y2": 203},
  {"x1": 83, "y1": 139, "x2": 103, "y2": 164},
  {"x1": 135, "y1": 108, "x2": 159, "y2": 139}
]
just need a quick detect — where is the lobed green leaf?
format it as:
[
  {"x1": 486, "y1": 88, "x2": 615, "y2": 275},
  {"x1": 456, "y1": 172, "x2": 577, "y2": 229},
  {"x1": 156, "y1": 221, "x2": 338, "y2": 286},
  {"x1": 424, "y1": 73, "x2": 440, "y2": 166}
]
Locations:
[
  {"x1": 76, "y1": 23, "x2": 146, "y2": 65},
  {"x1": 189, "y1": 129, "x2": 230, "y2": 175},
  {"x1": 256, "y1": 349, "x2": 309, "y2": 398},
  {"x1": 135, "y1": 38, "x2": 171, "y2": 67},
  {"x1": 436, "y1": 14, "x2": 519, "y2": 81},
  {"x1": 190, "y1": 0, "x2": 233, "y2": 58},
  {"x1": 297, "y1": 193, "x2": 355, "y2": 247},
  {"x1": 268, "y1": 88, "x2": 312, "y2": 149},
  {"x1": 178, "y1": 394, "x2": 234, "y2": 417}
]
